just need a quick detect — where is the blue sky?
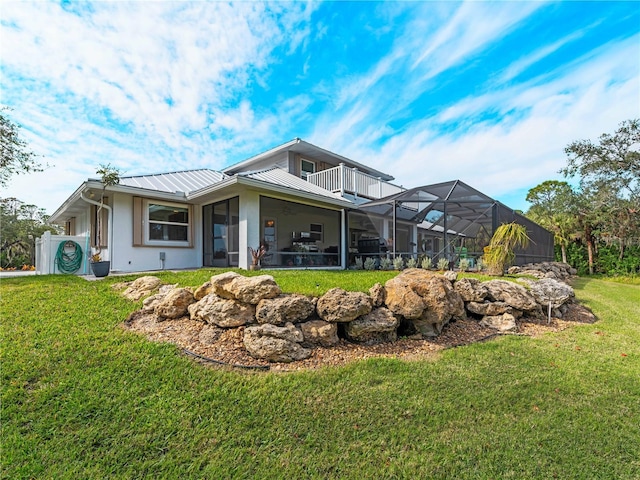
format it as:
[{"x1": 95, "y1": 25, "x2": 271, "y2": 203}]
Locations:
[{"x1": 2, "y1": 1, "x2": 639, "y2": 214}]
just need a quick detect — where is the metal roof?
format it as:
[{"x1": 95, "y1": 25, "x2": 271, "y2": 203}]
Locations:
[
  {"x1": 116, "y1": 169, "x2": 228, "y2": 194},
  {"x1": 239, "y1": 167, "x2": 349, "y2": 201}
]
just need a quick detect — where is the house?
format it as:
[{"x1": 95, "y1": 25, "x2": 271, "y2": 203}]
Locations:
[{"x1": 44, "y1": 138, "x2": 553, "y2": 274}]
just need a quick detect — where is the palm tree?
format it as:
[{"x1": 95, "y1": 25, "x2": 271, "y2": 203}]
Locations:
[{"x1": 483, "y1": 222, "x2": 530, "y2": 276}]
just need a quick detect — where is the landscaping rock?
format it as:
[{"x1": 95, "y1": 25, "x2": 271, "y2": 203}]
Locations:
[
  {"x1": 484, "y1": 280, "x2": 538, "y2": 311},
  {"x1": 213, "y1": 273, "x2": 282, "y2": 304},
  {"x1": 155, "y1": 287, "x2": 195, "y2": 320},
  {"x1": 298, "y1": 320, "x2": 339, "y2": 347},
  {"x1": 256, "y1": 294, "x2": 316, "y2": 326},
  {"x1": 443, "y1": 270, "x2": 458, "y2": 282},
  {"x1": 369, "y1": 282, "x2": 386, "y2": 307},
  {"x1": 384, "y1": 269, "x2": 464, "y2": 338},
  {"x1": 344, "y1": 307, "x2": 399, "y2": 345},
  {"x1": 316, "y1": 288, "x2": 372, "y2": 323},
  {"x1": 122, "y1": 275, "x2": 162, "y2": 301},
  {"x1": 210, "y1": 271, "x2": 242, "y2": 299},
  {"x1": 528, "y1": 278, "x2": 575, "y2": 309},
  {"x1": 141, "y1": 293, "x2": 164, "y2": 313},
  {"x1": 188, "y1": 293, "x2": 255, "y2": 327},
  {"x1": 243, "y1": 322, "x2": 311, "y2": 362},
  {"x1": 194, "y1": 281, "x2": 215, "y2": 300},
  {"x1": 466, "y1": 301, "x2": 514, "y2": 317},
  {"x1": 454, "y1": 278, "x2": 488, "y2": 302},
  {"x1": 479, "y1": 313, "x2": 517, "y2": 332}
]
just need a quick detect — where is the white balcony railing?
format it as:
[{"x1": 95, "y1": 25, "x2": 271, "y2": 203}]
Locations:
[{"x1": 306, "y1": 163, "x2": 404, "y2": 200}]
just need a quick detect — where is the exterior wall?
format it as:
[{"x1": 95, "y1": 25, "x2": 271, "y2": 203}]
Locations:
[
  {"x1": 110, "y1": 192, "x2": 201, "y2": 273},
  {"x1": 239, "y1": 189, "x2": 261, "y2": 269}
]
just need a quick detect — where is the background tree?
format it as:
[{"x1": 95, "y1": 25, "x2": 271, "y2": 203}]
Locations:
[
  {"x1": 0, "y1": 197, "x2": 60, "y2": 268},
  {"x1": 0, "y1": 108, "x2": 46, "y2": 187},
  {"x1": 526, "y1": 180, "x2": 578, "y2": 263},
  {"x1": 562, "y1": 119, "x2": 640, "y2": 274}
]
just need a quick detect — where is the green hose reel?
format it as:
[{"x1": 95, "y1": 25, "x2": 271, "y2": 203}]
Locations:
[{"x1": 55, "y1": 240, "x2": 83, "y2": 274}]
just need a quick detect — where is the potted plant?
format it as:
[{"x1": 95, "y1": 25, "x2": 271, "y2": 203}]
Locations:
[
  {"x1": 249, "y1": 244, "x2": 267, "y2": 270},
  {"x1": 91, "y1": 164, "x2": 121, "y2": 277},
  {"x1": 90, "y1": 252, "x2": 110, "y2": 277}
]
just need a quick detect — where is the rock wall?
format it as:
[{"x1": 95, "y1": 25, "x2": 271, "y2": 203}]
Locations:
[{"x1": 120, "y1": 264, "x2": 577, "y2": 364}]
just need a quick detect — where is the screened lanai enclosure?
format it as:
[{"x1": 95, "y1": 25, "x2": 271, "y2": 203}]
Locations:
[{"x1": 354, "y1": 180, "x2": 554, "y2": 268}]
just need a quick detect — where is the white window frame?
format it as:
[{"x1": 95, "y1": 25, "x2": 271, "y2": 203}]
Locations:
[
  {"x1": 144, "y1": 200, "x2": 192, "y2": 247},
  {"x1": 300, "y1": 158, "x2": 316, "y2": 180}
]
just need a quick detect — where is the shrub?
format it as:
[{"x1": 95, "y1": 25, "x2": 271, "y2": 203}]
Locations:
[
  {"x1": 437, "y1": 258, "x2": 449, "y2": 271},
  {"x1": 353, "y1": 257, "x2": 364, "y2": 270},
  {"x1": 421, "y1": 257, "x2": 432, "y2": 269},
  {"x1": 364, "y1": 257, "x2": 377, "y2": 271},
  {"x1": 379, "y1": 257, "x2": 393, "y2": 270},
  {"x1": 406, "y1": 257, "x2": 418, "y2": 269},
  {"x1": 458, "y1": 258, "x2": 470, "y2": 272},
  {"x1": 393, "y1": 256, "x2": 404, "y2": 270}
]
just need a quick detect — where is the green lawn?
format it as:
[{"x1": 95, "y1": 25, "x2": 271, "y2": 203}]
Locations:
[{"x1": 1, "y1": 270, "x2": 639, "y2": 479}]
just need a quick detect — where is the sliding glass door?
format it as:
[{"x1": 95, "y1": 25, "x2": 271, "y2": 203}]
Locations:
[{"x1": 203, "y1": 197, "x2": 239, "y2": 268}]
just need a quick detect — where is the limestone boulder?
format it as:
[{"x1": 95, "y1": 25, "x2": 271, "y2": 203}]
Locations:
[
  {"x1": 243, "y1": 322, "x2": 311, "y2": 362},
  {"x1": 209, "y1": 271, "x2": 243, "y2": 299},
  {"x1": 298, "y1": 320, "x2": 339, "y2": 347},
  {"x1": 454, "y1": 278, "x2": 488, "y2": 302},
  {"x1": 384, "y1": 269, "x2": 464, "y2": 337},
  {"x1": 141, "y1": 293, "x2": 164, "y2": 313},
  {"x1": 528, "y1": 278, "x2": 575, "y2": 309},
  {"x1": 443, "y1": 270, "x2": 458, "y2": 282},
  {"x1": 212, "y1": 272, "x2": 281, "y2": 304},
  {"x1": 122, "y1": 275, "x2": 163, "y2": 301},
  {"x1": 479, "y1": 313, "x2": 517, "y2": 332},
  {"x1": 188, "y1": 293, "x2": 255, "y2": 327},
  {"x1": 369, "y1": 283, "x2": 386, "y2": 307},
  {"x1": 483, "y1": 280, "x2": 538, "y2": 311},
  {"x1": 155, "y1": 287, "x2": 195, "y2": 320},
  {"x1": 256, "y1": 294, "x2": 316, "y2": 326},
  {"x1": 383, "y1": 276, "x2": 424, "y2": 319},
  {"x1": 466, "y1": 301, "x2": 514, "y2": 317},
  {"x1": 194, "y1": 281, "x2": 216, "y2": 301},
  {"x1": 344, "y1": 307, "x2": 399, "y2": 345},
  {"x1": 316, "y1": 288, "x2": 372, "y2": 323}
]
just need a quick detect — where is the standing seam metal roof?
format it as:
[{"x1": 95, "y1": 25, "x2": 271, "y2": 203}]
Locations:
[
  {"x1": 118, "y1": 169, "x2": 228, "y2": 194},
  {"x1": 239, "y1": 167, "x2": 349, "y2": 202}
]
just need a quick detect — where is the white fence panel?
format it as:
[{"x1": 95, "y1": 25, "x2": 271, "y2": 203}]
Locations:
[{"x1": 35, "y1": 231, "x2": 92, "y2": 275}]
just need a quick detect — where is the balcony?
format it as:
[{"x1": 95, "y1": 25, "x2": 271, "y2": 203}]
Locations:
[{"x1": 306, "y1": 163, "x2": 404, "y2": 200}]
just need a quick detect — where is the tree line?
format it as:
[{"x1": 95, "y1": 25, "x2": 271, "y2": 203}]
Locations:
[{"x1": 525, "y1": 119, "x2": 639, "y2": 276}]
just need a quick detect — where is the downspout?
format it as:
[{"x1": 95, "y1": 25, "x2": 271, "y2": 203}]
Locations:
[{"x1": 80, "y1": 192, "x2": 113, "y2": 266}]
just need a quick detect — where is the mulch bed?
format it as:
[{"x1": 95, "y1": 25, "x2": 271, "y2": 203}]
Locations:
[{"x1": 122, "y1": 302, "x2": 597, "y2": 372}]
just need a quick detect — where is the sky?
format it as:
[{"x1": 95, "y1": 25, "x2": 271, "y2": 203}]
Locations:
[{"x1": 2, "y1": 1, "x2": 639, "y2": 215}]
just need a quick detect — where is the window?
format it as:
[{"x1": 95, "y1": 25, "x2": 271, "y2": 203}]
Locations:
[
  {"x1": 134, "y1": 198, "x2": 192, "y2": 246},
  {"x1": 148, "y1": 203, "x2": 189, "y2": 242},
  {"x1": 301, "y1": 159, "x2": 316, "y2": 180}
]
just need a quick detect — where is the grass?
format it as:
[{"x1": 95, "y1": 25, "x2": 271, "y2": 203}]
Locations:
[{"x1": 1, "y1": 271, "x2": 639, "y2": 479}]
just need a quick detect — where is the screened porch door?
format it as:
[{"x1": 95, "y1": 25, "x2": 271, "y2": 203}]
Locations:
[{"x1": 203, "y1": 198, "x2": 238, "y2": 268}]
